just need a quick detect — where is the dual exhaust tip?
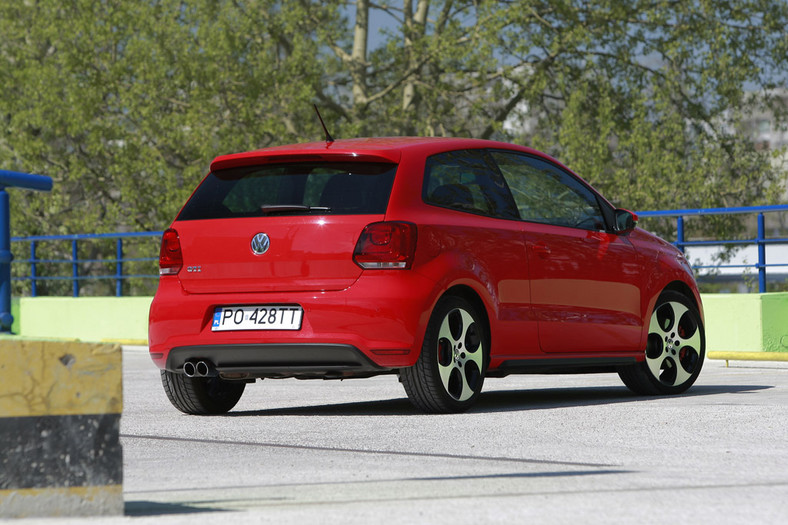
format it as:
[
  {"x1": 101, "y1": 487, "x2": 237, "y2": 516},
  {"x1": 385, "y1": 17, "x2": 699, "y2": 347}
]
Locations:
[{"x1": 183, "y1": 360, "x2": 216, "y2": 378}]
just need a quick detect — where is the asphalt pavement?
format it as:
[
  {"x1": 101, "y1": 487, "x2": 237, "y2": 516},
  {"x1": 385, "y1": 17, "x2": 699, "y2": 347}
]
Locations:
[{"x1": 6, "y1": 346, "x2": 788, "y2": 524}]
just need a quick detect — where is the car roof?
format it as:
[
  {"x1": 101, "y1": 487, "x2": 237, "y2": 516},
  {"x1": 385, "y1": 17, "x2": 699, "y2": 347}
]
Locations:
[{"x1": 209, "y1": 137, "x2": 550, "y2": 172}]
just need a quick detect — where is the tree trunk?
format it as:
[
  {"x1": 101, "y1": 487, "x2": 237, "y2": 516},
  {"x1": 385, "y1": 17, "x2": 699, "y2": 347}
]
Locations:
[
  {"x1": 351, "y1": 0, "x2": 369, "y2": 110},
  {"x1": 402, "y1": 0, "x2": 430, "y2": 133}
]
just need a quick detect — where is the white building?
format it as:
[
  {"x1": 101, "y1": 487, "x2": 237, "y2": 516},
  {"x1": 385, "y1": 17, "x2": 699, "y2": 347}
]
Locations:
[{"x1": 740, "y1": 89, "x2": 788, "y2": 152}]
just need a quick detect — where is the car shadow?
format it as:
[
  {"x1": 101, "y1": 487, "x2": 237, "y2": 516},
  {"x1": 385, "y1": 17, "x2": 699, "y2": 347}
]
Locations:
[
  {"x1": 473, "y1": 383, "x2": 771, "y2": 413},
  {"x1": 227, "y1": 383, "x2": 772, "y2": 417},
  {"x1": 229, "y1": 397, "x2": 415, "y2": 417}
]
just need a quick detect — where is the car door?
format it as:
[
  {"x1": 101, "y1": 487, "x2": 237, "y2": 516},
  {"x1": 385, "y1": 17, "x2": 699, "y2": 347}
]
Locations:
[
  {"x1": 421, "y1": 149, "x2": 539, "y2": 359},
  {"x1": 490, "y1": 150, "x2": 644, "y2": 354}
]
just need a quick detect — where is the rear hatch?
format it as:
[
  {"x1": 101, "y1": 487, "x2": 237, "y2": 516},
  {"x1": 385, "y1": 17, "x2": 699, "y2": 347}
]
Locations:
[{"x1": 173, "y1": 160, "x2": 397, "y2": 294}]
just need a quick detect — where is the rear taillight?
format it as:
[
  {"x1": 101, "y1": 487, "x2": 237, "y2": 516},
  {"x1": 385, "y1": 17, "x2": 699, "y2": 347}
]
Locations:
[
  {"x1": 353, "y1": 222, "x2": 417, "y2": 269},
  {"x1": 159, "y1": 228, "x2": 183, "y2": 275}
]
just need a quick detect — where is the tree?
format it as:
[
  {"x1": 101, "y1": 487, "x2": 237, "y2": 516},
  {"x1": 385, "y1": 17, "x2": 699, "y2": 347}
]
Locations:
[
  {"x1": 1, "y1": 0, "x2": 337, "y2": 235},
  {"x1": 329, "y1": 1, "x2": 788, "y2": 214}
]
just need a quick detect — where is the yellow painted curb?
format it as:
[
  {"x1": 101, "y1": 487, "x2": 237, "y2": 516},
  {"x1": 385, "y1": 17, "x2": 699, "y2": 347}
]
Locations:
[
  {"x1": 708, "y1": 351, "x2": 788, "y2": 366},
  {"x1": 101, "y1": 338, "x2": 148, "y2": 346},
  {"x1": 0, "y1": 485, "x2": 123, "y2": 518}
]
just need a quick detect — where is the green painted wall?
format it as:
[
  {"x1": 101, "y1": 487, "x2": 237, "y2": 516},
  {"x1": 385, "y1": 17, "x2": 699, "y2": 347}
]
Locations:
[
  {"x1": 701, "y1": 294, "x2": 763, "y2": 353},
  {"x1": 701, "y1": 293, "x2": 788, "y2": 353},
  {"x1": 759, "y1": 293, "x2": 788, "y2": 352},
  {"x1": 7, "y1": 293, "x2": 788, "y2": 352},
  {"x1": 18, "y1": 297, "x2": 152, "y2": 343},
  {"x1": 11, "y1": 297, "x2": 20, "y2": 335}
]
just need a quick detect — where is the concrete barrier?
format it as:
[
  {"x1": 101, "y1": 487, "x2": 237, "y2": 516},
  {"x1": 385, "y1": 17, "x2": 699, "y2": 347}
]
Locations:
[{"x1": 0, "y1": 340, "x2": 123, "y2": 518}]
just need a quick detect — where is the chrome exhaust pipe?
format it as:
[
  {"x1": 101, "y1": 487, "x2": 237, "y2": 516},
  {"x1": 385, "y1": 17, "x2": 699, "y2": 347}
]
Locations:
[
  {"x1": 183, "y1": 361, "x2": 197, "y2": 377},
  {"x1": 183, "y1": 359, "x2": 216, "y2": 377},
  {"x1": 195, "y1": 360, "x2": 211, "y2": 377}
]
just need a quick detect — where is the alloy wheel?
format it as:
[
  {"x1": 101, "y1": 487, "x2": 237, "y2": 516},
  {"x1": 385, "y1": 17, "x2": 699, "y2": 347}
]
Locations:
[
  {"x1": 436, "y1": 307, "x2": 484, "y2": 401},
  {"x1": 646, "y1": 300, "x2": 703, "y2": 387}
]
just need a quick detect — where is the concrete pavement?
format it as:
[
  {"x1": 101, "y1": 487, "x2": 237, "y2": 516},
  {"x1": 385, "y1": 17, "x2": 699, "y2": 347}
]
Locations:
[{"x1": 5, "y1": 346, "x2": 788, "y2": 524}]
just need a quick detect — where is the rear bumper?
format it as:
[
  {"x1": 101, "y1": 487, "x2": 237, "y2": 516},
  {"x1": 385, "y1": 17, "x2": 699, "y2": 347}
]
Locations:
[
  {"x1": 166, "y1": 343, "x2": 387, "y2": 379},
  {"x1": 148, "y1": 271, "x2": 438, "y2": 371}
]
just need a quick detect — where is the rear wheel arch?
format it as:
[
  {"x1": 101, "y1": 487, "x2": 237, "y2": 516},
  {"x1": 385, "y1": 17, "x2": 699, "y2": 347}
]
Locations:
[{"x1": 414, "y1": 282, "x2": 494, "y2": 360}]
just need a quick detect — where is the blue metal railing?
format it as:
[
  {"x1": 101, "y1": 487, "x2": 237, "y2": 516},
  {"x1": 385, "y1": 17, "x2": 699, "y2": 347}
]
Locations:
[
  {"x1": 638, "y1": 204, "x2": 788, "y2": 293},
  {"x1": 12, "y1": 231, "x2": 162, "y2": 297},
  {"x1": 9, "y1": 204, "x2": 788, "y2": 297}
]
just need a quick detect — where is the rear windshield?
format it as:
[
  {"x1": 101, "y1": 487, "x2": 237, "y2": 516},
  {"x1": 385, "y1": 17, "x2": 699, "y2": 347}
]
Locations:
[{"x1": 177, "y1": 162, "x2": 397, "y2": 220}]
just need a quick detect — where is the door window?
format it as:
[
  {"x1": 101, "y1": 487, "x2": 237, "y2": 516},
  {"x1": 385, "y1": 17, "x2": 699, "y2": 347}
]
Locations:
[{"x1": 490, "y1": 151, "x2": 606, "y2": 231}]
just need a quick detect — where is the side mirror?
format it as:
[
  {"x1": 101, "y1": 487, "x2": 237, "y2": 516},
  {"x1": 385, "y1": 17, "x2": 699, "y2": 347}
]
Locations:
[{"x1": 614, "y1": 209, "x2": 638, "y2": 233}]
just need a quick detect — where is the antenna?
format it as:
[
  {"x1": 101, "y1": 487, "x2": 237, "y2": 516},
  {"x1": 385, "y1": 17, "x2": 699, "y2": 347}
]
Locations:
[{"x1": 313, "y1": 104, "x2": 335, "y2": 144}]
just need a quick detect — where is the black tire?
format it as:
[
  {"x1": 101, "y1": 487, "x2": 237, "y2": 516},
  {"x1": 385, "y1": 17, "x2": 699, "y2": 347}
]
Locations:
[
  {"x1": 400, "y1": 296, "x2": 488, "y2": 413},
  {"x1": 618, "y1": 290, "x2": 705, "y2": 395},
  {"x1": 161, "y1": 370, "x2": 246, "y2": 415}
]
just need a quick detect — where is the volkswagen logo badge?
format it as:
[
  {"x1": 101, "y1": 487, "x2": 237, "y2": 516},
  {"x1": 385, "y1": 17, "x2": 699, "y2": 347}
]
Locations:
[{"x1": 251, "y1": 233, "x2": 270, "y2": 255}]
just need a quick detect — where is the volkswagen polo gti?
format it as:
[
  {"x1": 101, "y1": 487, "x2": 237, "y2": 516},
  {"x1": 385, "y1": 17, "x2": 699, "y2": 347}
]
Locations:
[{"x1": 148, "y1": 137, "x2": 705, "y2": 414}]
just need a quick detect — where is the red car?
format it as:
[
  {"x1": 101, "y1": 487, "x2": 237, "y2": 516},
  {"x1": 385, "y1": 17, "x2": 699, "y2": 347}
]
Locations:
[{"x1": 149, "y1": 137, "x2": 704, "y2": 414}]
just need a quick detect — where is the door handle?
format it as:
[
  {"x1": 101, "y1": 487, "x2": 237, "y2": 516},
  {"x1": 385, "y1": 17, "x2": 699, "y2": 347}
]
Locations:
[{"x1": 532, "y1": 242, "x2": 551, "y2": 258}]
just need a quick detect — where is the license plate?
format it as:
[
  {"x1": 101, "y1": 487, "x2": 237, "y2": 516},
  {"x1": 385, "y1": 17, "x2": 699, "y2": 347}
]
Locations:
[{"x1": 211, "y1": 305, "x2": 303, "y2": 331}]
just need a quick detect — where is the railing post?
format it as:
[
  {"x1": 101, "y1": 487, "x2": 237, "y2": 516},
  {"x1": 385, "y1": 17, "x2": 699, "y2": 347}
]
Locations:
[
  {"x1": 72, "y1": 239, "x2": 79, "y2": 298},
  {"x1": 676, "y1": 216, "x2": 685, "y2": 253},
  {"x1": 757, "y1": 212, "x2": 766, "y2": 293},
  {"x1": 0, "y1": 189, "x2": 12, "y2": 330},
  {"x1": 0, "y1": 170, "x2": 52, "y2": 331},
  {"x1": 30, "y1": 241, "x2": 38, "y2": 297},
  {"x1": 115, "y1": 238, "x2": 123, "y2": 297}
]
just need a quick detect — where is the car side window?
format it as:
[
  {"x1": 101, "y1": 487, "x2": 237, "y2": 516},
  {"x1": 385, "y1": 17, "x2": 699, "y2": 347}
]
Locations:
[
  {"x1": 490, "y1": 151, "x2": 606, "y2": 231},
  {"x1": 423, "y1": 149, "x2": 519, "y2": 220}
]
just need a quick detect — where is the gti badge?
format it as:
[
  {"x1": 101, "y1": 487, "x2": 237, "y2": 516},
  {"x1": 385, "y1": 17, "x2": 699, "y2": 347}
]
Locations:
[{"x1": 251, "y1": 232, "x2": 270, "y2": 255}]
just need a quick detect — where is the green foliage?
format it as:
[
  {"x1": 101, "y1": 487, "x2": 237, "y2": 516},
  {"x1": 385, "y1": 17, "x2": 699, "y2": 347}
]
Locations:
[
  {"x1": 1, "y1": 0, "x2": 332, "y2": 234},
  {"x1": 1, "y1": 0, "x2": 787, "y2": 243}
]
